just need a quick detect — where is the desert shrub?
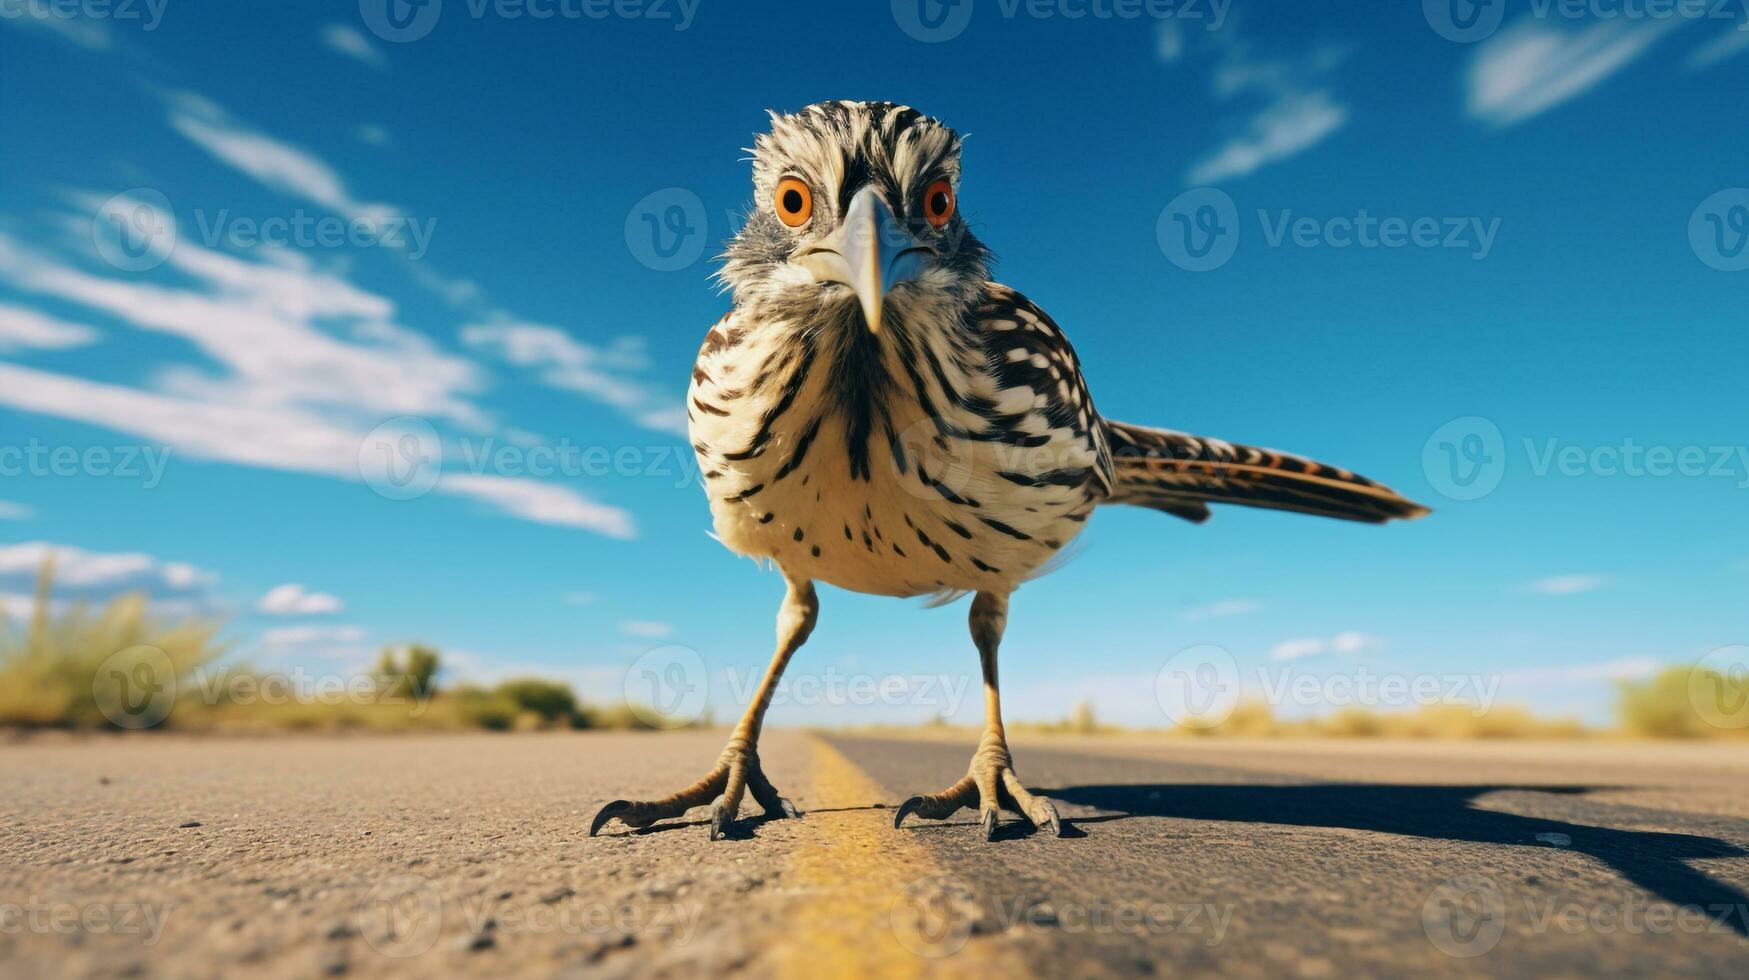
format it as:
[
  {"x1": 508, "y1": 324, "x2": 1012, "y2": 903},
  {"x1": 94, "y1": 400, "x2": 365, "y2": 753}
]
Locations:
[
  {"x1": 0, "y1": 560, "x2": 227, "y2": 729},
  {"x1": 1618, "y1": 665, "x2": 1749, "y2": 738}
]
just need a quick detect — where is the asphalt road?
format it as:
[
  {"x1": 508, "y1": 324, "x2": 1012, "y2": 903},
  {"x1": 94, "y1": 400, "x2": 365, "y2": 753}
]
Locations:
[{"x1": 3, "y1": 732, "x2": 1747, "y2": 978}]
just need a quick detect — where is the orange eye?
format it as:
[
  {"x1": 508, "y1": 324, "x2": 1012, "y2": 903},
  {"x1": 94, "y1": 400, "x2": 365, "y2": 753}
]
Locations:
[
  {"x1": 774, "y1": 177, "x2": 812, "y2": 227},
  {"x1": 923, "y1": 179, "x2": 955, "y2": 228}
]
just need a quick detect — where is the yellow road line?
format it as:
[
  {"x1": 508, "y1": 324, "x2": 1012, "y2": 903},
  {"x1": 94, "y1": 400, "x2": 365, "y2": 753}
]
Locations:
[{"x1": 774, "y1": 734, "x2": 1028, "y2": 979}]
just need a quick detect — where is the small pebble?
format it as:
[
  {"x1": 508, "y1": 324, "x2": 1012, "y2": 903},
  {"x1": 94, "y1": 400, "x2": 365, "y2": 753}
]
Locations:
[
  {"x1": 1535, "y1": 832, "x2": 1572, "y2": 847},
  {"x1": 180, "y1": 821, "x2": 202, "y2": 829}
]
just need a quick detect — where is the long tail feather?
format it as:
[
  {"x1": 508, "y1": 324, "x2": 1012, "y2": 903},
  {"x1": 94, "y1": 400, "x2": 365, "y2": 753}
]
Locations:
[{"x1": 1102, "y1": 422, "x2": 1430, "y2": 525}]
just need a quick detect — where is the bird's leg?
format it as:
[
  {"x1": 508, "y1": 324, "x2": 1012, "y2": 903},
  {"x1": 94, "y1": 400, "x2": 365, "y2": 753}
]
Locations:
[
  {"x1": 591, "y1": 576, "x2": 818, "y2": 841},
  {"x1": 894, "y1": 591, "x2": 1062, "y2": 840}
]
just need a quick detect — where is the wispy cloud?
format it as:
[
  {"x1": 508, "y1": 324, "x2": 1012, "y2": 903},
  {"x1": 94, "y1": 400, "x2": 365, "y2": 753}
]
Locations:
[
  {"x1": 355, "y1": 124, "x2": 392, "y2": 147},
  {"x1": 0, "y1": 229, "x2": 634, "y2": 537},
  {"x1": 1185, "y1": 34, "x2": 1350, "y2": 185},
  {"x1": 1269, "y1": 631, "x2": 1383, "y2": 662},
  {"x1": 619, "y1": 619, "x2": 672, "y2": 639},
  {"x1": 1181, "y1": 598, "x2": 1264, "y2": 622},
  {"x1": 1497, "y1": 655, "x2": 1662, "y2": 686},
  {"x1": 463, "y1": 321, "x2": 688, "y2": 436},
  {"x1": 1525, "y1": 573, "x2": 1608, "y2": 596},
  {"x1": 0, "y1": 5, "x2": 116, "y2": 49},
  {"x1": 258, "y1": 624, "x2": 371, "y2": 660},
  {"x1": 0, "y1": 501, "x2": 33, "y2": 521},
  {"x1": 1687, "y1": 24, "x2": 1749, "y2": 70},
  {"x1": 154, "y1": 92, "x2": 679, "y2": 443},
  {"x1": 319, "y1": 23, "x2": 387, "y2": 70},
  {"x1": 257, "y1": 583, "x2": 344, "y2": 615},
  {"x1": 0, "y1": 302, "x2": 97, "y2": 352},
  {"x1": 0, "y1": 541, "x2": 216, "y2": 612},
  {"x1": 164, "y1": 92, "x2": 399, "y2": 226},
  {"x1": 1467, "y1": 16, "x2": 1680, "y2": 126},
  {"x1": 563, "y1": 591, "x2": 598, "y2": 605}
]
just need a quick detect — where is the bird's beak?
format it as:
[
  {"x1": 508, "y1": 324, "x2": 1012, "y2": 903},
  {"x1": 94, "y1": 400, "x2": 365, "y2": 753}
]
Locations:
[{"x1": 795, "y1": 185, "x2": 929, "y2": 334}]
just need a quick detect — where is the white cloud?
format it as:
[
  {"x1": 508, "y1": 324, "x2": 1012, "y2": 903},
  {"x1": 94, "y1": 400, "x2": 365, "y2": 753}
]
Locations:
[
  {"x1": 619, "y1": 620, "x2": 672, "y2": 638},
  {"x1": 1687, "y1": 25, "x2": 1749, "y2": 70},
  {"x1": 0, "y1": 501, "x2": 33, "y2": 521},
  {"x1": 563, "y1": 591, "x2": 598, "y2": 605},
  {"x1": 258, "y1": 624, "x2": 371, "y2": 660},
  {"x1": 1157, "y1": 20, "x2": 1184, "y2": 63},
  {"x1": 1182, "y1": 598, "x2": 1263, "y2": 622},
  {"x1": 165, "y1": 92, "x2": 397, "y2": 225},
  {"x1": 257, "y1": 583, "x2": 344, "y2": 615},
  {"x1": 261, "y1": 624, "x2": 367, "y2": 647},
  {"x1": 1467, "y1": 17, "x2": 1679, "y2": 127},
  {"x1": 1497, "y1": 656, "x2": 1663, "y2": 687},
  {"x1": 1269, "y1": 637, "x2": 1329, "y2": 662},
  {"x1": 1185, "y1": 35, "x2": 1350, "y2": 185},
  {"x1": 1269, "y1": 631, "x2": 1383, "y2": 661},
  {"x1": 1525, "y1": 573, "x2": 1608, "y2": 596},
  {"x1": 1188, "y1": 90, "x2": 1347, "y2": 185},
  {"x1": 1329, "y1": 631, "x2": 1383, "y2": 656},
  {"x1": 442, "y1": 473, "x2": 635, "y2": 538},
  {"x1": 320, "y1": 23, "x2": 387, "y2": 70},
  {"x1": 156, "y1": 92, "x2": 677, "y2": 442},
  {"x1": 462, "y1": 321, "x2": 687, "y2": 436},
  {"x1": 0, "y1": 227, "x2": 633, "y2": 537},
  {"x1": 0, "y1": 5, "x2": 114, "y2": 49},
  {"x1": 0, "y1": 303, "x2": 98, "y2": 351},
  {"x1": 0, "y1": 541, "x2": 217, "y2": 608},
  {"x1": 356, "y1": 124, "x2": 392, "y2": 147}
]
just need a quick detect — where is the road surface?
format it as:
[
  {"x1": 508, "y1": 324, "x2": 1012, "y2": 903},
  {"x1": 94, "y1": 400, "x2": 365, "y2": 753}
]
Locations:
[{"x1": 3, "y1": 731, "x2": 1747, "y2": 978}]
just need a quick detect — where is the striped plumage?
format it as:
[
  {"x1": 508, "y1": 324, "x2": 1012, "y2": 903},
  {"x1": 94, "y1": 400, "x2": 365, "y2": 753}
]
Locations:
[
  {"x1": 690, "y1": 282, "x2": 1115, "y2": 598},
  {"x1": 593, "y1": 101, "x2": 1426, "y2": 843}
]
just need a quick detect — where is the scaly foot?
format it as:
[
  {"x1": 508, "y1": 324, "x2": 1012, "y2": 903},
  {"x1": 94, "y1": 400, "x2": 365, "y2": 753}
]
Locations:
[
  {"x1": 892, "y1": 737, "x2": 1061, "y2": 839},
  {"x1": 589, "y1": 736, "x2": 798, "y2": 840}
]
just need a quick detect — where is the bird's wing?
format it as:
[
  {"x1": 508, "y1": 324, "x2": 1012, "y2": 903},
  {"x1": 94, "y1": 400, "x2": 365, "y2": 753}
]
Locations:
[
  {"x1": 1102, "y1": 422, "x2": 1431, "y2": 525},
  {"x1": 972, "y1": 284, "x2": 1115, "y2": 496}
]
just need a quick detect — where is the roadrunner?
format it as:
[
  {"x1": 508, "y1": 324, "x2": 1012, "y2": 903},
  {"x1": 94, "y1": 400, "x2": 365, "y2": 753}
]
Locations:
[{"x1": 591, "y1": 101, "x2": 1428, "y2": 842}]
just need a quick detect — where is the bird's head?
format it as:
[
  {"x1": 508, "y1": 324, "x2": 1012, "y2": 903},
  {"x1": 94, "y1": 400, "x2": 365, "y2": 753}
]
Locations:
[{"x1": 718, "y1": 101, "x2": 990, "y2": 336}]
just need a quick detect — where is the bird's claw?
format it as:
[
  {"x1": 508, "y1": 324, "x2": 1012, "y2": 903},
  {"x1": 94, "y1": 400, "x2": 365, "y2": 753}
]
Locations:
[
  {"x1": 589, "y1": 800, "x2": 633, "y2": 838},
  {"x1": 893, "y1": 759, "x2": 1064, "y2": 839},
  {"x1": 591, "y1": 743, "x2": 799, "y2": 840}
]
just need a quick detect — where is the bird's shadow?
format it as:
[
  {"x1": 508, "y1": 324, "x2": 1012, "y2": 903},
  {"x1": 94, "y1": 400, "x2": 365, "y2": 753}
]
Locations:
[{"x1": 1042, "y1": 782, "x2": 1749, "y2": 936}]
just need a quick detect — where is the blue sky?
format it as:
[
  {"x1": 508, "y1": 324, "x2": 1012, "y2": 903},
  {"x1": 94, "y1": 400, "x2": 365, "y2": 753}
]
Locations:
[{"x1": 1, "y1": 0, "x2": 1746, "y2": 728}]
